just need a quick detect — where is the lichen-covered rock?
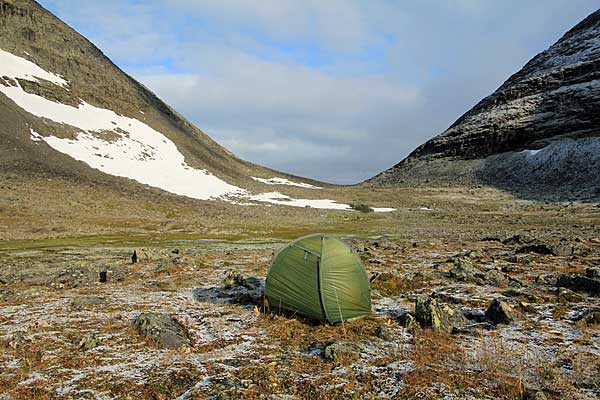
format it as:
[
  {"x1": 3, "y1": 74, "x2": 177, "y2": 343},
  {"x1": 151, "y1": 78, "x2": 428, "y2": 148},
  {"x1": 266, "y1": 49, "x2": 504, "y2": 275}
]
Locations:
[
  {"x1": 323, "y1": 342, "x2": 360, "y2": 363},
  {"x1": 414, "y1": 295, "x2": 466, "y2": 333},
  {"x1": 76, "y1": 334, "x2": 101, "y2": 350},
  {"x1": 556, "y1": 287, "x2": 584, "y2": 303},
  {"x1": 133, "y1": 312, "x2": 190, "y2": 349},
  {"x1": 71, "y1": 296, "x2": 105, "y2": 309},
  {"x1": 485, "y1": 299, "x2": 515, "y2": 325}
]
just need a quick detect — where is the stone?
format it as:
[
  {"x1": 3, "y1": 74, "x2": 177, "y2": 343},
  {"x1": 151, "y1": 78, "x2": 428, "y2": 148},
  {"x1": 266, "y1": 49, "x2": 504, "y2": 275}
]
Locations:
[
  {"x1": 8, "y1": 332, "x2": 29, "y2": 349},
  {"x1": 414, "y1": 295, "x2": 466, "y2": 333},
  {"x1": 556, "y1": 274, "x2": 600, "y2": 295},
  {"x1": 375, "y1": 325, "x2": 392, "y2": 340},
  {"x1": 397, "y1": 312, "x2": 419, "y2": 332},
  {"x1": 77, "y1": 334, "x2": 101, "y2": 350},
  {"x1": 323, "y1": 342, "x2": 360, "y2": 363},
  {"x1": 573, "y1": 309, "x2": 600, "y2": 325},
  {"x1": 448, "y1": 257, "x2": 486, "y2": 285},
  {"x1": 556, "y1": 287, "x2": 584, "y2": 303},
  {"x1": 586, "y1": 268, "x2": 600, "y2": 279},
  {"x1": 133, "y1": 312, "x2": 191, "y2": 349},
  {"x1": 485, "y1": 299, "x2": 515, "y2": 325},
  {"x1": 516, "y1": 244, "x2": 554, "y2": 255},
  {"x1": 223, "y1": 270, "x2": 245, "y2": 288},
  {"x1": 71, "y1": 296, "x2": 105, "y2": 309}
]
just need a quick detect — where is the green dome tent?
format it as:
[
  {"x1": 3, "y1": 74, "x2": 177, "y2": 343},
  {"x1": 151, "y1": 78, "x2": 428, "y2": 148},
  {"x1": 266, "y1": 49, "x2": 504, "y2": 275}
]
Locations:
[{"x1": 265, "y1": 234, "x2": 371, "y2": 324}]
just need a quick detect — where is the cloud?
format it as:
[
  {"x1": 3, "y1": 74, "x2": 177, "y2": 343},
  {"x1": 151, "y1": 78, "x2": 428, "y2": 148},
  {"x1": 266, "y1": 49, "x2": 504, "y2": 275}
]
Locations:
[{"x1": 39, "y1": 0, "x2": 600, "y2": 183}]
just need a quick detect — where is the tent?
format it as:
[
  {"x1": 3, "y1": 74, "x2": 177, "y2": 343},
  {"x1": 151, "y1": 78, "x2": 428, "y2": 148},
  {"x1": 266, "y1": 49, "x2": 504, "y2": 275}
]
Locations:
[{"x1": 265, "y1": 234, "x2": 371, "y2": 323}]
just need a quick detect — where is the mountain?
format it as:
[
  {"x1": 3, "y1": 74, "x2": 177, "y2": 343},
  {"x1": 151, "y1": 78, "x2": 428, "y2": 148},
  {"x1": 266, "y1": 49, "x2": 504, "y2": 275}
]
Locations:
[
  {"x1": 369, "y1": 9, "x2": 600, "y2": 200},
  {"x1": 0, "y1": 0, "x2": 372, "y2": 212}
]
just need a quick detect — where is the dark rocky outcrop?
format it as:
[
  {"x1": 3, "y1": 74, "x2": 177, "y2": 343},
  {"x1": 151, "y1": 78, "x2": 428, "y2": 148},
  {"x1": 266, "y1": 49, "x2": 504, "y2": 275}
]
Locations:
[{"x1": 556, "y1": 273, "x2": 600, "y2": 295}]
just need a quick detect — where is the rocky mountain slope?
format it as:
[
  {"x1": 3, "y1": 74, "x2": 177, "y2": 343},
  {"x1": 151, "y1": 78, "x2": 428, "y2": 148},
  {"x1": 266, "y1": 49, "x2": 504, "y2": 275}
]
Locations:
[
  {"x1": 370, "y1": 9, "x2": 600, "y2": 200},
  {"x1": 1, "y1": 0, "x2": 384, "y2": 212}
]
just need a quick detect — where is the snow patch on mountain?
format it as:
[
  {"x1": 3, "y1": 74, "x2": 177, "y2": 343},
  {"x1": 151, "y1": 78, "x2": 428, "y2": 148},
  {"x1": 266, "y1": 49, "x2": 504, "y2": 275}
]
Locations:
[
  {"x1": 0, "y1": 48, "x2": 396, "y2": 212},
  {"x1": 251, "y1": 176, "x2": 321, "y2": 189},
  {"x1": 248, "y1": 192, "x2": 351, "y2": 210},
  {"x1": 0, "y1": 48, "x2": 67, "y2": 87}
]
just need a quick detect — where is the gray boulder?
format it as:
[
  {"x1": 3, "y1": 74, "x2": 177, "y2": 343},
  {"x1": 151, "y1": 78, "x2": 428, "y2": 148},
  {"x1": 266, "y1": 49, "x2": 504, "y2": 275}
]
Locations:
[{"x1": 133, "y1": 312, "x2": 191, "y2": 349}]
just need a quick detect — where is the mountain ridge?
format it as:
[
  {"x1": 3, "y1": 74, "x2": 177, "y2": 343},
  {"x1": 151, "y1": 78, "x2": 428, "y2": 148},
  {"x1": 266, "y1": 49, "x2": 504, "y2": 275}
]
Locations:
[{"x1": 369, "y1": 9, "x2": 600, "y2": 200}]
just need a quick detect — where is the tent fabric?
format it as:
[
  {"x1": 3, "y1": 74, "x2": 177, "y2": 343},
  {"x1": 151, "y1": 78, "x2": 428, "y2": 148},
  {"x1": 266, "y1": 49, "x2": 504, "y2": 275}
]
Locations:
[{"x1": 265, "y1": 234, "x2": 371, "y2": 323}]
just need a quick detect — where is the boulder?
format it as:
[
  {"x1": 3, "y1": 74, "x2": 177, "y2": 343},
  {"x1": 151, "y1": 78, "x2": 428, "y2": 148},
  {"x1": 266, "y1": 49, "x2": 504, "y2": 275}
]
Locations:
[
  {"x1": 133, "y1": 312, "x2": 191, "y2": 349},
  {"x1": 397, "y1": 312, "x2": 419, "y2": 332},
  {"x1": 76, "y1": 334, "x2": 101, "y2": 350},
  {"x1": 448, "y1": 257, "x2": 486, "y2": 285},
  {"x1": 556, "y1": 274, "x2": 600, "y2": 295},
  {"x1": 485, "y1": 299, "x2": 515, "y2": 325},
  {"x1": 556, "y1": 287, "x2": 584, "y2": 303},
  {"x1": 414, "y1": 295, "x2": 466, "y2": 333},
  {"x1": 516, "y1": 244, "x2": 554, "y2": 255},
  {"x1": 573, "y1": 309, "x2": 600, "y2": 325},
  {"x1": 71, "y1": 296, "x2": 105, "y2": 309},
  {"x1": 323, "y1": 342, "x2": 360, "y2": 363},
  {"x1": 586, "y1": 268, "x2": 600, "y2": 279}
]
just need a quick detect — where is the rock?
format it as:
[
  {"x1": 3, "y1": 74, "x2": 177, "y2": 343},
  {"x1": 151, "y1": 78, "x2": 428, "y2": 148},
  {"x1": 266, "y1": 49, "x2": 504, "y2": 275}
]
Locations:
[
  {"x1": 133, "y1": 312, "x2": 191, "y2": 349},
  {"x1": 0, "y1": 287, "x2": 16, "y2": 302},
  {"x1": 223, "y1": 270, "x2": 246, "y2": 288},
  {"x1": 448, "y1": 257, "x2": 486, "y2": 285},
  {"x1": 77, "y1": 334, "x2": 101, "y2": 350},
  {"x1": 323, "y1": 342, "x2": 360, "y2": 363},
  {"x1": 71, "y1": 296, "x2": 105, "y2": 309},
  {"x1": 550, "y1": 244, "x2": 573, "y2": 257},
  {"x1": 556, "y1": 287, "x2": 584, "y2": 303},
  {"x1": 556, "y1": 274, "x2": 600, "y2": 295},
  {"x1": 535, "y1": 274, "x2": 557, "y2": 286},
  {"x1": 481, "y1": 236, "x2": 501, "y2": 242},
  {"x1": 462, "y1": 309, "x2": 488, "y2": 323},
  {"x1": 502, "y1": 234, "x2": 532, "y2": 246},
  {"x1": 397, "y1": 312, "x2": 419, "y2": 332},
  {"x1": 375, "y1": 325, "x2": 392, "y2": 340},
  {"x1": 586, "y1": 268, "x2": 600, "y2": 279},
  {"x1": 485, "y1": 299, "x2": 515, "y2": 325},
  {"x1": 8, "y1": 332, "x2": 29, "y2": 349},
  {"x1": 516, "y1": 244, "x2": 554, "y2": 255},
  {"x1": 243, "y1": 277, "x2": 262, "y2": 291},
  {"x1": 414, "y1": 295, "x2": 466, "y2": 333},
  {"x1": 573, "y1": 309, "x2": 600, "y2": 325}
]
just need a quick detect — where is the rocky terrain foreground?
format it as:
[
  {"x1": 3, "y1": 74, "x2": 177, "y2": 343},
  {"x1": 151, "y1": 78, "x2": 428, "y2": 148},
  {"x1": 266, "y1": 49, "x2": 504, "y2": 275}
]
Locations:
[{"x1": 1, "y1": 188, "x2": 599, "y2": 399}]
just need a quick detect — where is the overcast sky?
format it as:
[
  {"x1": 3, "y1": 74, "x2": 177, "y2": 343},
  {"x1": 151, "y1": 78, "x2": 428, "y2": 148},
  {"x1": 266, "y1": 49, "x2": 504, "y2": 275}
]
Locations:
[{"x1": 40, "y1": 1, "x2": 599, "y2": 184}]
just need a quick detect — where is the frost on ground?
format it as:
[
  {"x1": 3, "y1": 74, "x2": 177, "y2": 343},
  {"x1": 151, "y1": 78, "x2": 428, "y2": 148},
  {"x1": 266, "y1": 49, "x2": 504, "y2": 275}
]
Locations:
[
  {"x1": 0, "y1": 48, "x2": 397, "y2": 212},
  {"x1": 0, "y1": 232, "x2": 599, "y2": 399}
]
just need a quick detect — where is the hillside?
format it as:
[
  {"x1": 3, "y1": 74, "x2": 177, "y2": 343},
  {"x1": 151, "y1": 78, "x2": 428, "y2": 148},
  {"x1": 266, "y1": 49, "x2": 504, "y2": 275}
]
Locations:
[
  {"x1": 0, "y1": 0, "x2": 398, "y2": 241},
  {"x1": 369, "y1": 9, "x2": 600, "y2": 200}
]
